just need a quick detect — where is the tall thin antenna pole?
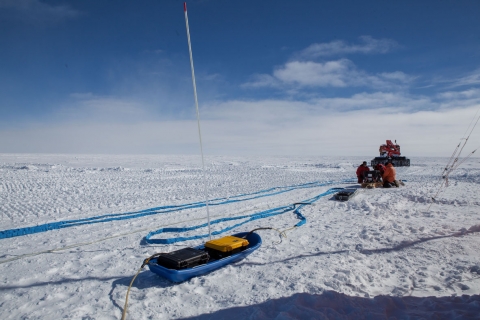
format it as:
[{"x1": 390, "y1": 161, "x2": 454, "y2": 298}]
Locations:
[
  {"x1": 184, "y1": 2, "x2": 212, "y2": 240},
  {"x1": 428, "y1": 106, "x2": 480, "y2": 211}
]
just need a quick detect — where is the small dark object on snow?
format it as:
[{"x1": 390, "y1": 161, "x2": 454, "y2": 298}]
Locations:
[{"x1": 334, "y1": 189, "x2": 358, "y2": 201}]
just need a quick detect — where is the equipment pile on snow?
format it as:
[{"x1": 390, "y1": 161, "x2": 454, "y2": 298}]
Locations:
[{"x1": 361, "y1": 170, "x2": 383, "y2": 188}]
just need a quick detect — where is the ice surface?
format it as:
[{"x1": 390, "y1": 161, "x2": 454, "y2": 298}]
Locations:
[{"x1": 0, "y1": 154, "x2": 479, "y2": 319}]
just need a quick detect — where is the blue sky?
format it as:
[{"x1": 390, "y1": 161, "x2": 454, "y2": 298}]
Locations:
[{"x1": 1, "y1": 0, "x2": 480, "y2": 156}]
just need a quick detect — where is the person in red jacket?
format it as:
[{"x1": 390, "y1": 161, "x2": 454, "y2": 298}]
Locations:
[
  {"x1": 356, "y1": 161, "x2": 370, "y2": 183},
  {"x1": 382, "y1": 162, "x2": 397, "y2": 188},
  {"x1": 375, "y1": 163, "x2": 386, "y2": 175}
]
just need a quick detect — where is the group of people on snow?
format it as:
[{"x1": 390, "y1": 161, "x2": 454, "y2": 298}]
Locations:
[{"x1": 356, "y1": 161, "x2": 400, "y2": 188}]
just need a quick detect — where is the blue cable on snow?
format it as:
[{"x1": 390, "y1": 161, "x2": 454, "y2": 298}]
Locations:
[
  {"x1": 0, "y1": 180, "x2": 354, "y2": 240},
  {"x1": 144, "y1": 187, "x2": 343, "y2": 244}
]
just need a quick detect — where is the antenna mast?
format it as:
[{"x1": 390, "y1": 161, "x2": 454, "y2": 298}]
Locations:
[{"x1": 184, "y1": 2, "x2": 212, "y2": 240}]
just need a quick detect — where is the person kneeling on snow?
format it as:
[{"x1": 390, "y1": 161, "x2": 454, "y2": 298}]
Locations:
[
  {"x1": 382, "y1": 162, "x2": 399, "y2": 188},
  {"x1": 356, "y1": 161, "x2": 370, "y2": 183},
  {"x1": 375, "y1": 163, "x2": 386, "y2": 176}
]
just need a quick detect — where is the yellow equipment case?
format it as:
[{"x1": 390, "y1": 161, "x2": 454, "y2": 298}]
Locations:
[{"x1": 205, "y1": 235, "x2": 249, "y2": 259}]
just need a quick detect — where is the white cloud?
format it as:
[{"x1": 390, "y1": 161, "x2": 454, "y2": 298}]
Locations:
[
  {"x1": 56, "y1": 95, "x2": 152, "y2": 123},
  {"x1": 0, "y1": 121, "x2": 200, "y2": 154},
  {"x1": 244, "y1": 59, "x2": 411, "y2": 89},
  {"x1": 297, "y1": 36, "x2": 399, "y2": 59},
  {"x1": 198, "y1": 100, "x2": 480, "y2": 157},
  {"x1": 437, "y1": 88, "x2": 480, "y2": 100},
  {"x1": 447, "y1": 69, "x2": 480, "y2": 89},
  {"x1": 1, "y1": 93, "x2": 478, "y2": 157},
  {"x1": 274, "y1": 60, "x2": 352, "y2": 87},
  {"x1": 243, "y1": 37, "x2": 411, "y2": 91},
  {"x1": 2, "y1": 62, "x2": 479, "y2": 157},
  {"x1": 241, "y1": 74, "x2": 280, "y2": 88},
  {"x1": 310, "y1": 92, "x2": 432, "y2": 112},
  {"x1": 379, "y1": 71, "x2": 413, "y2": 82}
]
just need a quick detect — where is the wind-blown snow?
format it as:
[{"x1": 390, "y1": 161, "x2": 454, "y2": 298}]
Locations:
[{"x1": 0, "y1": 154, "x2": 479, "y2": 319}]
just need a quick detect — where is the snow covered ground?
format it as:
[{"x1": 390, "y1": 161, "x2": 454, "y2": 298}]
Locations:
[{"x1": 1, "y1": 154, "x2": 479, "y2": 319}]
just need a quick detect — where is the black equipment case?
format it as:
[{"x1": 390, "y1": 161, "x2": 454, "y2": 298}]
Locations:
[
  {"x1": 334, "y1": 188, "x2": 358, "y2": 201},
  {"x1": 156, "y1": 247, "x2": 209, "y2": 270},
  {"x1": 363, "y1": 170, "x2": 381, "y2": 183}
]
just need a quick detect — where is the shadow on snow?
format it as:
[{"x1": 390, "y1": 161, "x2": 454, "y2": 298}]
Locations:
[{"x1": 177, "y1": 290, "x2": 480, "y2": 320}]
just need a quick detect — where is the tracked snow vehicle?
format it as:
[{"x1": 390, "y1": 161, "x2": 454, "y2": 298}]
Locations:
[{"x1": 371, "y1": 140, "x2": 410, "y2": 167}]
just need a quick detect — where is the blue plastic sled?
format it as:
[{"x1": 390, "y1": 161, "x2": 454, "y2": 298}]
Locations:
[{"x1": 147, "y1": 232, "x2": 262, "y2": 283}]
